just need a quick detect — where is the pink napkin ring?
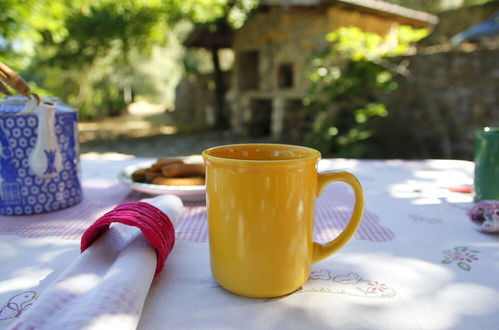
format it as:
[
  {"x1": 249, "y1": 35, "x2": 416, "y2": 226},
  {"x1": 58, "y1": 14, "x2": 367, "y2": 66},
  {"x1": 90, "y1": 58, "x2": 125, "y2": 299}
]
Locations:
[{"x1": 80, "y1": 201, "x2": 176, "y2": 276}]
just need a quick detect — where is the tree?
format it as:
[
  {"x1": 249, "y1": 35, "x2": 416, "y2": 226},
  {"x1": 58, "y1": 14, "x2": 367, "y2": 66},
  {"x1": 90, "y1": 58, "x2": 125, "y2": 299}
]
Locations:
[
  {"x1": 176, "y1": 0, "x2": 258, "y2": 130},
  {"x1": 0, "y1": 0, "x2": 256, "y2": 121}
]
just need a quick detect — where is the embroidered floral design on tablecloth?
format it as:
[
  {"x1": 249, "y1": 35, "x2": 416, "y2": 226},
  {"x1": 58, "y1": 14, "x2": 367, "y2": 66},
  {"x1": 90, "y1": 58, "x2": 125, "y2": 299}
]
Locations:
[
  {"x1": 297, "y1": 270, "x2": 396, "y2": 298},
  {"x1": 0, "y1": 291, "x2": 36, "y2": 320},
  {"x1": 442, "y1": 246, "x2": 480, "y2": 271}
]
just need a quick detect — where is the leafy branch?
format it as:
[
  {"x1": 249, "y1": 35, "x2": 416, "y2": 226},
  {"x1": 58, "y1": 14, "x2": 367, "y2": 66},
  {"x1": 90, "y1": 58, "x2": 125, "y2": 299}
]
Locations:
[{"x1": 304, "y1": 26, "x2": 428, "y2": 157}]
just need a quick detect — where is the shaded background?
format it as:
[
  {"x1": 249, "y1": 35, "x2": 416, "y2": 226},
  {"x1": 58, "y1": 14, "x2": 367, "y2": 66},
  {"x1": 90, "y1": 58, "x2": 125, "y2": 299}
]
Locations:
[{"x1": 1, "y1": 0, "x2": 498, "y2": 159}]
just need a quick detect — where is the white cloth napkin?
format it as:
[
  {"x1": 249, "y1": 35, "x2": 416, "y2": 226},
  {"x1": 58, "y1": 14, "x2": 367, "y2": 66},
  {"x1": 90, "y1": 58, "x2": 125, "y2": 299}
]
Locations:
[{"x1": 8, "y1": 195, "x2": 183, "y2": 330}]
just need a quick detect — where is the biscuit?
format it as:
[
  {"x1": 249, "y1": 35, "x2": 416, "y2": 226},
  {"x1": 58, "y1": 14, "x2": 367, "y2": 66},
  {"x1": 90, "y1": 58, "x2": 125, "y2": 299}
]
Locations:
[
  {"x1": 145, "y1": 170, "x2": 162, "y2": 182},
  {"x1": 150, "y1": 158, "x2": 183, "y2": 172},
  {"x1": 131, "y1": 168, "x2": 147, "y2": 182},
  {"x1": 131, "y1": 157, "x2": 206, "y2": 186},
  {"x1": 161, "y1": 163, "x2": 205, "y2": 177}
]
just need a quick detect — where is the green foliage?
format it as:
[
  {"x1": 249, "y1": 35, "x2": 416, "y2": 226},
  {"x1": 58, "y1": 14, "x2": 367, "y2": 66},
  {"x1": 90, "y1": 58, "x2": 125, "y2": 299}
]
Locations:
[
  {"x1": 304, "y1": 26, "x2": 428, "y2": 157},
  {"x1": 164, "y1": 0, "x2": 257, "y2": 28},
  {"x1": 0, "y1": 0, "x2": 67, "y2": 69},
  {"x1": 0, "y1": 0, "x2": 255, "y2": 120},
  {"x1": 30, "y1": 1, "x2": 170, "y2": 119}
]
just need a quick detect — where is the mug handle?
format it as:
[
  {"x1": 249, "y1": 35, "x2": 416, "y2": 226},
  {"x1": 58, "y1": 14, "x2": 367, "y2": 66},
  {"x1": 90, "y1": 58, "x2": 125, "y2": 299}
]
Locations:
[{"x1": 312, "y1": 170, "x2": 365, "y2": 263}]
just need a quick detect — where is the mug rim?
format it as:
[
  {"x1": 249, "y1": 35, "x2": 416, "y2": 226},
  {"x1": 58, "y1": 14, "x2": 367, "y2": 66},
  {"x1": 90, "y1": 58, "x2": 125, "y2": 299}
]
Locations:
[{"x1": 202, "y1": 143, "x2": 321, "y2": 164}]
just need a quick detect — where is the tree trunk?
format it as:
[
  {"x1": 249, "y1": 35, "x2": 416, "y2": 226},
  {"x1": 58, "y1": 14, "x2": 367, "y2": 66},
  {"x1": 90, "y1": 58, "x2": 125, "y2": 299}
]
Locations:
[{"x1": 211, "y1": 47, "x2": 229, "y2": 130}]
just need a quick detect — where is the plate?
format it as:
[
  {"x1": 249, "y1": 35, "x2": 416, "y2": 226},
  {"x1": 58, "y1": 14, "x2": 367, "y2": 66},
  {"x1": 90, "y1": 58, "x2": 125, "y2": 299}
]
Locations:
[{"x1": 118, "y1": 158, "x2": 205, "y2": 202}]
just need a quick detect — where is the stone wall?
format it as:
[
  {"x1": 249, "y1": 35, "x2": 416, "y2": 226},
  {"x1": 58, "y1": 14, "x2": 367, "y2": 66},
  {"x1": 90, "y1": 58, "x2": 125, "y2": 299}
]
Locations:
[
  {"x1": 229, "y1": 4, "x2": 401, "y2": 137},
  {"x1": 377, "y1": 49, "x2": 499, "y2": 159}
]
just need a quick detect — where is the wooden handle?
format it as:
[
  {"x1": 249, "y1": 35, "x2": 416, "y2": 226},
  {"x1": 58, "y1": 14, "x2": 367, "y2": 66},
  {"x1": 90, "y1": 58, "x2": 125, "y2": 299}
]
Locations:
[
  {"x1": 0, "y1": 61, "x2": 31, "y2": 95},
  {"x1": 0, "y1": 81, "x2": 12, "y2": 96}
]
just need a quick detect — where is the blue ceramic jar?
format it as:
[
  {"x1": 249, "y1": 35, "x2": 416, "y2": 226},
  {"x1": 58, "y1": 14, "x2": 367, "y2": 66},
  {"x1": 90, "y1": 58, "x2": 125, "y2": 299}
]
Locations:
[{"x1": 0, "y1": 96, "x2": 82, "y2": 215}]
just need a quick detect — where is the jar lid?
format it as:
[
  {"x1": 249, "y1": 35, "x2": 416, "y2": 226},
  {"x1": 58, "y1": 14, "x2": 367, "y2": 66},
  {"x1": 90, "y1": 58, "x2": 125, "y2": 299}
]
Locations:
[{"x1": 0, "y1": 96, "x2": 76, "y2": 114}]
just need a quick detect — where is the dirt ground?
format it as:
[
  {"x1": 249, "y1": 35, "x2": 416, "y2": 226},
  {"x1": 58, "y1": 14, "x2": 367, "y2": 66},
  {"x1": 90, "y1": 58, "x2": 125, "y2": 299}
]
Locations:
[{"x1": 78, "y1": 111, "x2": 281, "y2": 158}]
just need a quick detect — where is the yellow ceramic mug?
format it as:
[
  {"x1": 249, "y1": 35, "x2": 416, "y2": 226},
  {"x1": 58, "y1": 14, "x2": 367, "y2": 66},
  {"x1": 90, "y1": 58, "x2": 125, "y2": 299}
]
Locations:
[{"x1": 202, "y1": 144, "x2": 364, "y2": 298}]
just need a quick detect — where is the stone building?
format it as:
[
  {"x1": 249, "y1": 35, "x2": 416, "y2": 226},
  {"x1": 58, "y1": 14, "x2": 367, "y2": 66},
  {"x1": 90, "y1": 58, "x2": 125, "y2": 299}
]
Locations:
[{"x1": 184, "y1": 0, "x2": 437, "y2": 137}]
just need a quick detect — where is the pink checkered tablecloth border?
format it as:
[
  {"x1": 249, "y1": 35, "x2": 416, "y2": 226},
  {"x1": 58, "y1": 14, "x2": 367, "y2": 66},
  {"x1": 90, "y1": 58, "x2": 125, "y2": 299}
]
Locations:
[
  {"x1": 176, "y1": 183, "x2": 394, "y2": 243},
  {"x1": 315, "y1": 183, "x2": 395, "y2": 242},
  {"x1": 0, "y1": 198, "x2": 115, "y2": 240},
  {"x1": 0, "y1": 180, "x2": 394, "y2": 242}
]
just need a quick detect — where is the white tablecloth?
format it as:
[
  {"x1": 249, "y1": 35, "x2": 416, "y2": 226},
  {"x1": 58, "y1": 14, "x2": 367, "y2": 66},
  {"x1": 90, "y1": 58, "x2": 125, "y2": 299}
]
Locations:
[{"x1": 0, "y1": 156, "x2": 498, "y2": 329}]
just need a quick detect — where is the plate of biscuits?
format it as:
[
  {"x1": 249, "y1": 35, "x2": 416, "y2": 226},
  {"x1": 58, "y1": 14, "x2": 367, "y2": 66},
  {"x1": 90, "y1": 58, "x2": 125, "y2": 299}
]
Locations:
[{"x1": 118, "y1": 156, "x2": 206, "y2": 201}]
